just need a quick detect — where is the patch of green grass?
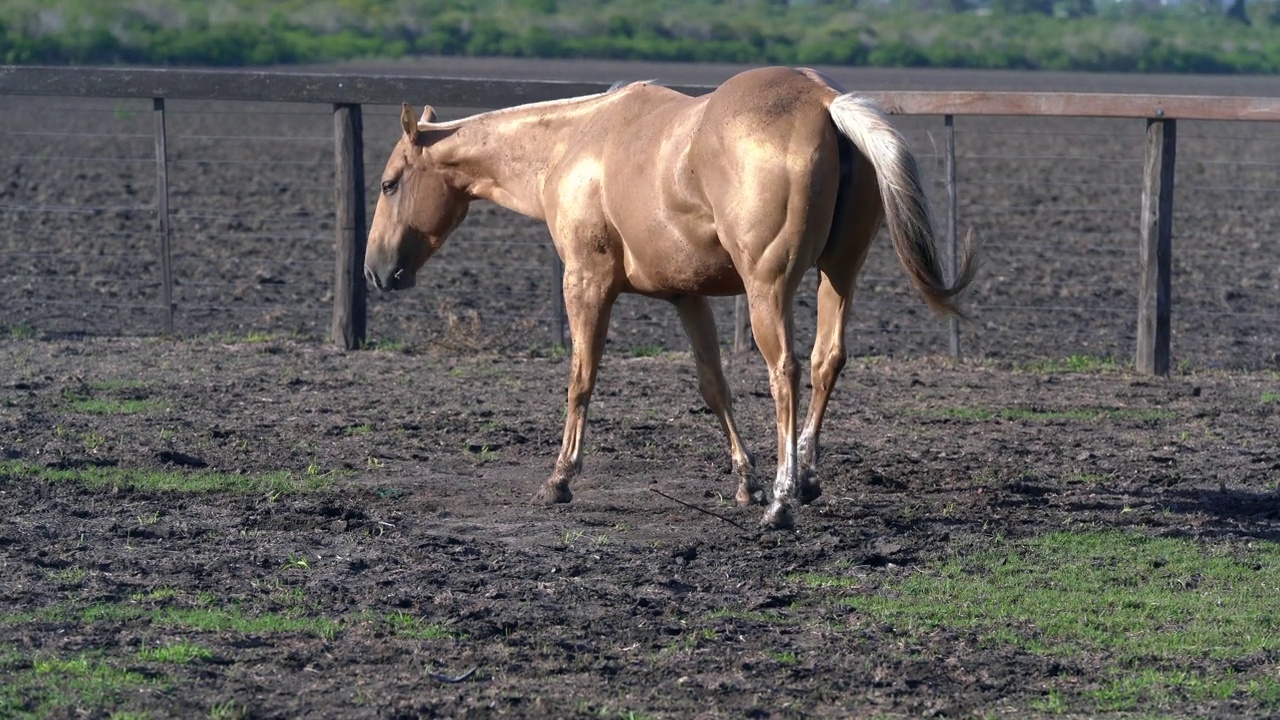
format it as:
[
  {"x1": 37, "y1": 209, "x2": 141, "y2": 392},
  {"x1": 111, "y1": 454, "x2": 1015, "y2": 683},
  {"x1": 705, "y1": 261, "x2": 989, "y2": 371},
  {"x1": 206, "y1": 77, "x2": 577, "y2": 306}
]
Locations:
[
  {"x1": 137, "y1": 641, "x2": 213, "y2": 664},
  {"x1": 768, "y1": 650, "x2": 799, "y2": 665},
  {"x1": 787, "y1": 572, "x2": 861, "y2": 589},
  {"x1": 465, "y1": 444, "x2": 499, "y2": 463},
  {"x1": 1020, "y1": 355, "x2": 1122, "y2": 374},
  {"x1": 1030, "y1": 688, "x2": 1069, "y2": 714},
  {"x1": 67, "y1": 397, "x2": 163, "y2": 415},
  {"x1": 1262, "y1": 391, "x2": 1280, "y2": 404},
  {"x1": 924, "y1": 407, "x2": 1171, "y2": 423},
  {"x1": 628, "y1": 343, "x2": 664, "y2": 358},
  {"x1": 46, "y1": 566, "x2": 88, "y2": 585},
  {"x1": 6, "y1": 323, "x2": 38, "y2": 339},
  {"x1": 0, "y1": 460, "x2": 337, "y2": 494},
  {"x1": 78, "y1": 604, "x2": 342, "y2": 641},
  {"x1": 382, "y1": 612, "x2": 461, "y2": 640},
  {"x1": 129, "y1": 587, "x2": 177, "y2": 603},
  {"x1": 834, "y1": 530, "x2": 1280, "y2": 712},
  {"x1": 208, "y1": 701, "x2": 244, "y2": 720},
  {"x1": 0, "y1": 647, "x2": 153, "y2": 719},
  {"x1": 61, "y1": 385, "x2": 162, "y2": 415}
]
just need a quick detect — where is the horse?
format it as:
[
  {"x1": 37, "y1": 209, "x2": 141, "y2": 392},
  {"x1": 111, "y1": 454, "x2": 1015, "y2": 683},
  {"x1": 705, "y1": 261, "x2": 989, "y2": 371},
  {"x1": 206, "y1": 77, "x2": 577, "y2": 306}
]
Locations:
[{"x1": 364, "y1": 66, "x2": 975, "y2": 529}]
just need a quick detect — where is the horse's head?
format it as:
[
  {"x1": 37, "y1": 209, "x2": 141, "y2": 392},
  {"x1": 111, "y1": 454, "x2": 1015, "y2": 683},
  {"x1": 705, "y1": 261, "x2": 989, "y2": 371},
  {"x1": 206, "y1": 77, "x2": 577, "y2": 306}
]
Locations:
[{"x1": 364, "y1": 104, "x2": 470, "y2": 291}]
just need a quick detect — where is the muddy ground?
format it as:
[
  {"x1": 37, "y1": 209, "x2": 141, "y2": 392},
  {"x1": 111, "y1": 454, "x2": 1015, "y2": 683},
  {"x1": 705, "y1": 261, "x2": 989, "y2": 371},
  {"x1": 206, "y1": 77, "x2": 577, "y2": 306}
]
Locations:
[{"x1": 1, "y1": 59, "x2": 1279, "y2": 718}]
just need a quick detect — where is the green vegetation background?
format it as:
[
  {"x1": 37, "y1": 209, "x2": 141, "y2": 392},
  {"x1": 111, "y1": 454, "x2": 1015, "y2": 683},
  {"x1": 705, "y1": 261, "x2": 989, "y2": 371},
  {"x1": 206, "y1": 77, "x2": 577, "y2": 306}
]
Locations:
[{"x1": 2, "y1": 0, "x2": 1279, "y2": 72}]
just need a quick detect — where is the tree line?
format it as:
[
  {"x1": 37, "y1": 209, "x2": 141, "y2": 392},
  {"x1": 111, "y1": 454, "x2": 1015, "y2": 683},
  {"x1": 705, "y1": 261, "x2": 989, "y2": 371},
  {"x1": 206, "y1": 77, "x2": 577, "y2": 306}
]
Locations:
[{"x1": 3, "y1": 0, "x2": 1279, "y2": 73}]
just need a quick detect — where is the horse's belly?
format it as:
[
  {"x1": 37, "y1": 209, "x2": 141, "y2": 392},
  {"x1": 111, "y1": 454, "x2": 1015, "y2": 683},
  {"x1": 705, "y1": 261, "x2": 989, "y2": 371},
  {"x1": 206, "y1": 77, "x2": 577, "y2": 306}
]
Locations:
[{"x1": 622, "y1": 239, "x2": 744, "y2": 297}]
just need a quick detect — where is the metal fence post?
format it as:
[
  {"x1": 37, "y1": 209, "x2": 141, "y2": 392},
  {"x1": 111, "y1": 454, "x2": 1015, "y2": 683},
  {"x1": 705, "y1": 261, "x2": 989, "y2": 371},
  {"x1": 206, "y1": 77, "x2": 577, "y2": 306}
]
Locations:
[
  {"x1": 153, "y1": 98, "x2": 175, "y2": 335},
  {"x1": 333, "y1": 103, "x2": 367, "y2": 350},
  {"x1": 1137, "y1": 118, "x2": 1176, "y2": 375}
]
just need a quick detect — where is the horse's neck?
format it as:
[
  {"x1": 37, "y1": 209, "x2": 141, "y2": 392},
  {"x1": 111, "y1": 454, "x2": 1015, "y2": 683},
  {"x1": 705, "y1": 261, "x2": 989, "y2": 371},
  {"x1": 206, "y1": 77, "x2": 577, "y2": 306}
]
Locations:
[{"x1": 431, "y1": 98, "x2": 603, "y2": 221}]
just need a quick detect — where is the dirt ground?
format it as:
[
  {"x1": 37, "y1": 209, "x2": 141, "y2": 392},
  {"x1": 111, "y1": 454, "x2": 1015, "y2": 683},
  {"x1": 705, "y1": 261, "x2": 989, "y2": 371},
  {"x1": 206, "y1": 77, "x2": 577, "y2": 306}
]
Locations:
[
  {"x1": 1, "y1": 59, "x2": 1280, "y2": 718},
  {"x1": 1, "y1": 337, "x2": 1279, "y2": 718}
]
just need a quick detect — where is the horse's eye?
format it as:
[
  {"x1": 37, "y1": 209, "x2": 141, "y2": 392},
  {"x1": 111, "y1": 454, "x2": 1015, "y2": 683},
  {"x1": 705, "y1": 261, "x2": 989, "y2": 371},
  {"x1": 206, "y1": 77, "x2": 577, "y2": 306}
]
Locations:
[{"x1": 381, "y1": 180, "x2": 398, "y2": 195}]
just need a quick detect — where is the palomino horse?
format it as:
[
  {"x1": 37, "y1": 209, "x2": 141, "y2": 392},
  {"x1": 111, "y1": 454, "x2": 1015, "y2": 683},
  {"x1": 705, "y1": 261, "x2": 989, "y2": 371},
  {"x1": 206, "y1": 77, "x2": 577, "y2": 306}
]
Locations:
[{"x1": 365, "y1": 66, "x2": 975, "y2": 529}]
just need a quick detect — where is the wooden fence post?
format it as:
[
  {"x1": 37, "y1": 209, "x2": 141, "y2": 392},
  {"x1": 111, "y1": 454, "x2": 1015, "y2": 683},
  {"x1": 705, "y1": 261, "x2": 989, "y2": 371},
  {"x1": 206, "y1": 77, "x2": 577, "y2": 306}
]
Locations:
[
  {"x1": 551, "y1": 249, "x2": 567, "y2": 350},
  {"x1": 733, "y1": 295, "x2": 754, "y2": 354},
  {"x1": 1137, "y1": 118, "x2": 1176, "y2": 376},
  {"x1": 944, "y1": 114, "x2": 960, "y2": 359},
  {"x1": 153, "y1": 98, "x2": 175, "y2": 335},
  {"x1": 333, "y1": 103, "x2": 367, "y2": 350}
]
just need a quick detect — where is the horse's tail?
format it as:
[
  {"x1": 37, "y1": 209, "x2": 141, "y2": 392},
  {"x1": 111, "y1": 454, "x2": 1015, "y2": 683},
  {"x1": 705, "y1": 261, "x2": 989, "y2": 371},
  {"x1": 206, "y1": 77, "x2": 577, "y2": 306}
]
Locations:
[{"x1": 826, "y1": 94, "x2": 976, "y2": 318}]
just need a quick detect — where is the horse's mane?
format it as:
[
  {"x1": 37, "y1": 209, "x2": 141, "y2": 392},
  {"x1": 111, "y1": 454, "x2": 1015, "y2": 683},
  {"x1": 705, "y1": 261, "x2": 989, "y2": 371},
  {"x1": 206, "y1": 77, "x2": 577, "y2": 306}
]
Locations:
[
  {"x1": 608, "y1": 79, "x2": 662, "y2": 92},
  {"x1": 429, "y1": 79, "x2": 662, "y2": 131}
]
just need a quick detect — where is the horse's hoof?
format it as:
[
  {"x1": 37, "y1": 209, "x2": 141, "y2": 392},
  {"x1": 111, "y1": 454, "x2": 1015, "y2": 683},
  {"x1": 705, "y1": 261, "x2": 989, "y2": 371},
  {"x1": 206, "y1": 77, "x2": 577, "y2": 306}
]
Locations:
[
  {"x1": 759, "y1": 502, "x2": 794, "y2": 530},
  {"x1": 735, "y1": 485, "x2": 765, "y2": 507},
  {"x1": 534, "y1": 482, "x2": 572, "y2": 506}
]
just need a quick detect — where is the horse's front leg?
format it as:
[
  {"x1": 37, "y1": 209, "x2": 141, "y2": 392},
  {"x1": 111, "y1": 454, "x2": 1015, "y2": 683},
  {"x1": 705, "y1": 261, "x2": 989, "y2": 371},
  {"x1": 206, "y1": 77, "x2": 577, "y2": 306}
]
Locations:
[{"x1": 534, "y1": 271, "x2": 618, "y2": 505}]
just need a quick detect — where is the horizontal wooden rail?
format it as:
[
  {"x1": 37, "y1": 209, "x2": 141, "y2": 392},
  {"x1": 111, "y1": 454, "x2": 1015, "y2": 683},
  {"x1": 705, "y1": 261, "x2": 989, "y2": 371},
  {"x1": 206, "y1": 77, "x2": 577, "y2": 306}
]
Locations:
[
  {"x1": 859, "y1": 91, "x2": 1280, "y2": 122},
  {"x1": 3, "y1": 66, "x2": 1279, "y2": 121},
  {"x1": 4, "y1": 65, "x2": 1278, "y2": 368}
]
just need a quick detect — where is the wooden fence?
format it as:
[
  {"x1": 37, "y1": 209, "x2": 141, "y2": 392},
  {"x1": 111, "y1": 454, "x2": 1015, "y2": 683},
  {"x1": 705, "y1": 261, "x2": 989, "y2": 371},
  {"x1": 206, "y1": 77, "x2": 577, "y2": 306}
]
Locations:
[{"x1": 2, "y1": 65, "x2": 1279, "y2": 374}]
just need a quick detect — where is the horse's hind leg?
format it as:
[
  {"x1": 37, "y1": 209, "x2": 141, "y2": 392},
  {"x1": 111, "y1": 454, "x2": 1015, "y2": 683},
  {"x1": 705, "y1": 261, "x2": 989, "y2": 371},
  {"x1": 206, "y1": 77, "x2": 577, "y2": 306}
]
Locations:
[
  {"x1": 745, "y1": 281, "x2": 803, "y2": 529},
  {"x1": 799, "y1": 169, "x2": 883, "y2": 501},
  {"x1": 672, "y1": 295, "x2": 759, "y2": 505}
]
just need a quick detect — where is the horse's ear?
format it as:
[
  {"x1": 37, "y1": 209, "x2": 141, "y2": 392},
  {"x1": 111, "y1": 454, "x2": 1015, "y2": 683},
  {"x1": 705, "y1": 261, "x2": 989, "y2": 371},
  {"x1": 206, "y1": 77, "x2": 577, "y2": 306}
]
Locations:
[
  {"x1": 400, "y1": 103, "x2": 420, "y2": 144},
  {"x1": 420, "y1": 105, "x2": 437, "y2": 124}
]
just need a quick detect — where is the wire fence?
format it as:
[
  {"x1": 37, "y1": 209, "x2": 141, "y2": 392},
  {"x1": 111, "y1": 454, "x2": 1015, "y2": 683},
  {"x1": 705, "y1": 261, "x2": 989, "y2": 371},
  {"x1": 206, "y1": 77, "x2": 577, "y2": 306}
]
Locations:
[{"x1": 1, "y1": 88, "x2": 1278, "y2": 370}]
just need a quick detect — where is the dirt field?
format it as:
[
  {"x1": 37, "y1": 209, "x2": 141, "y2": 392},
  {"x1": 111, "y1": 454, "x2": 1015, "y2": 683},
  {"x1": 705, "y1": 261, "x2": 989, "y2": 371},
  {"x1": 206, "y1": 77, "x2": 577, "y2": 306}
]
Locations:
[{"x1": 2, "y1": 59, "x2": 1280, "y2": 718}]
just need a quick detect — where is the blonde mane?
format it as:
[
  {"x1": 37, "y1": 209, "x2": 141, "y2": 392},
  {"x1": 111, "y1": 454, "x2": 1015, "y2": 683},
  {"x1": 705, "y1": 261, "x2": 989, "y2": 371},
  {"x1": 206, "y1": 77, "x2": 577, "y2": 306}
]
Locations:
[{"x1": 429, "y1": 81, "x2": 649, "y2": 131}]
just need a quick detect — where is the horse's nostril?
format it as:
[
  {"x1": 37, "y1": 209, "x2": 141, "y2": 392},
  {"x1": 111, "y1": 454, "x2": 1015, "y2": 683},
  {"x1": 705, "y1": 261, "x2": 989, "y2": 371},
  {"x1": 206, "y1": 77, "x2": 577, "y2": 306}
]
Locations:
[{"x1": 393, "y1": 268, "x2": 405, "y2": 281}]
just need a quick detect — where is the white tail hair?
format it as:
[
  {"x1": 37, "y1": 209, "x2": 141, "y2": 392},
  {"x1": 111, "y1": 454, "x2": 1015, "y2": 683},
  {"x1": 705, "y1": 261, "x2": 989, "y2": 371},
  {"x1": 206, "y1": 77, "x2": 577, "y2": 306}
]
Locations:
[{"x1": 827, "y1": 94, "x2": 975, "y2": 316}]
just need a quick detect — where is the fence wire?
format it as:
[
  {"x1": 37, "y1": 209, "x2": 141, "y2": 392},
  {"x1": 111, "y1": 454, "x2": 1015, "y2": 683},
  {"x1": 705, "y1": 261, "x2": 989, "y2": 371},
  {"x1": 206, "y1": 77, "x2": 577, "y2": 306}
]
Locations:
[{"x1": 0, "y1": 93, "x2": 1277, "y2": 369}]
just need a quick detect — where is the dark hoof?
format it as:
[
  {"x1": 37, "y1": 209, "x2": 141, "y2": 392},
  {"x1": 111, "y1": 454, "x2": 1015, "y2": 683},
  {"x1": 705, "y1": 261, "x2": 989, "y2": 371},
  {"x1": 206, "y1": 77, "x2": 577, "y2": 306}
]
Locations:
[
  {"x1": 759, "y1": 502, "x2": 794, "y2": 530},
  {"x1": 534, "y1": 482, "x2": 572, "y2": 506},
  {"x1": 798, "y1": 479, "x2": 822, "y2": 505}
]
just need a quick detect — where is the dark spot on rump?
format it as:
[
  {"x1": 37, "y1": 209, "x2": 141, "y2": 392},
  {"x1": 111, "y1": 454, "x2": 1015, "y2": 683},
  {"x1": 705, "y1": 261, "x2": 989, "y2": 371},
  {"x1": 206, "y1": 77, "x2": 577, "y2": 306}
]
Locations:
[{"x1": 761, "y1": 92, "x2": 802, "y2": 119}]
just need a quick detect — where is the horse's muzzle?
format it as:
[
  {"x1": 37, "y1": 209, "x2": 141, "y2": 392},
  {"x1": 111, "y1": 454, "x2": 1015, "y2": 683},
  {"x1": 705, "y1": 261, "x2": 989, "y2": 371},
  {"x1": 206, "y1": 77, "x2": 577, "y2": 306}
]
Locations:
[{"x1": 364, "y1": 265, "x2": 415, "y2": 291}]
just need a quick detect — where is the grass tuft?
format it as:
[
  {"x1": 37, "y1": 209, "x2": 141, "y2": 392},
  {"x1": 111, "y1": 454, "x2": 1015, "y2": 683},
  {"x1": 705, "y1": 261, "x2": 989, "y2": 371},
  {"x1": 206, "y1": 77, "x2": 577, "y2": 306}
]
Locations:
[
  {"x1": 1020, "y1": 355, "x2": 1122, "y2": 374},
  {"x1": 0, "y1": 460, "x2": 337, "y2": 494},
  {"x1": 137, "y1": 641, "x2": 213, "y2": 664}
]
